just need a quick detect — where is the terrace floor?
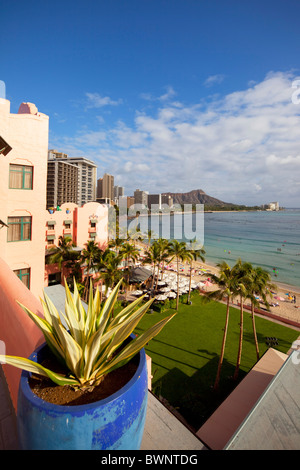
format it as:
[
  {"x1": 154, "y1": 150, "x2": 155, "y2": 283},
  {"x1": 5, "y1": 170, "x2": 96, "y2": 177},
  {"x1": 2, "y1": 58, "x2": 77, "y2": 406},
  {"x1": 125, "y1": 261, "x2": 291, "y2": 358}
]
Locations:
[{"x1": 0, "y1": 365, "x2": 207, "y2": 450}]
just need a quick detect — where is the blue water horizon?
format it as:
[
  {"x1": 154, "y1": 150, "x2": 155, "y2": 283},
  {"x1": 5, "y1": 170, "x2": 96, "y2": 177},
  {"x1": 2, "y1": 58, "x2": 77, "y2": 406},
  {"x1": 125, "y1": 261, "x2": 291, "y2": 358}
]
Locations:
[{"x1": 136, "y1": 208, "x2": 300, "y2": 290}]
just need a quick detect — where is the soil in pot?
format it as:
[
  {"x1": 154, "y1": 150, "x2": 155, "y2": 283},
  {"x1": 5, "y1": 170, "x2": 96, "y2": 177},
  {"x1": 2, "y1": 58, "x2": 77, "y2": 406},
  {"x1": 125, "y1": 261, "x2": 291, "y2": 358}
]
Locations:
[{"x1": 29, "y1": 353, "x2": 139, "y2": 407}]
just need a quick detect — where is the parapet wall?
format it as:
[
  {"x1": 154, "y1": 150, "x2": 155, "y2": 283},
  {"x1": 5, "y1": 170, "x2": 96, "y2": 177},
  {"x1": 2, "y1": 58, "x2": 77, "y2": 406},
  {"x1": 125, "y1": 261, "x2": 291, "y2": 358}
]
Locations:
[{"x1": 0, "y1": 257, "x2": 43, "y2": 410}]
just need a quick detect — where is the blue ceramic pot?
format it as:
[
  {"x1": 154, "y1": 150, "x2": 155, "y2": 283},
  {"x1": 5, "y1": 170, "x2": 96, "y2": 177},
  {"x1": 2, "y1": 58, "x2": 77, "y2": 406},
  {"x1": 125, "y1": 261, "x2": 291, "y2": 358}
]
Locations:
[{"x1": 17, "y1": 341, "x2": 148, "y2": 450}]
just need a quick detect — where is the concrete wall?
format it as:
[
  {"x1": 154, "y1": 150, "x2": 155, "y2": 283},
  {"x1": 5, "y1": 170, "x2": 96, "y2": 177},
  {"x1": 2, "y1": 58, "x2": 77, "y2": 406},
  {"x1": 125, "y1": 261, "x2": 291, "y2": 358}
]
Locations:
[{"x1": 0, "y1": 257, "x2": 44, "y2": 410}]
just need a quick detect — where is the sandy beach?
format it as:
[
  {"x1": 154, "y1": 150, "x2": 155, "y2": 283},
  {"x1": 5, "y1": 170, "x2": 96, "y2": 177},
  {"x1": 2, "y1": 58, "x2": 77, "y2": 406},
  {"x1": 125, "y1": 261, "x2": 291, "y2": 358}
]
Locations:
[
  {"x1": 135, "y1": 241, "x2": 300, "y2": 327},
  {"x1": 182, "y1": 259, "x2": 300, "y2": 326}
]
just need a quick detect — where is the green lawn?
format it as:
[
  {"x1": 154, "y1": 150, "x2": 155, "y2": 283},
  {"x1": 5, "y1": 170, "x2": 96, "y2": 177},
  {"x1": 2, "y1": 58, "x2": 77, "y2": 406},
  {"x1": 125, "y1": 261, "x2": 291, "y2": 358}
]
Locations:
[{"x1": 134, "y1": 292, "x2": 300, "y2": 430}]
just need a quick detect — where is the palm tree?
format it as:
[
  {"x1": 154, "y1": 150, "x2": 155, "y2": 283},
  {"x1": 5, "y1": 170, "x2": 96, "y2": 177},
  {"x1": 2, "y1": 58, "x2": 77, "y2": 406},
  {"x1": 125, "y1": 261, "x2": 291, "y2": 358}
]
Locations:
[
  {"x1": 143, "y1": 241, "x2": 162, "y2": 290},
  {"x1": 47, "y1": 235, "x2": 77, "y2": 269},
  {"x1": 108, "y1": 237, "x2": 124, "y2": 256},
  {"x1": 207, "y1": 261, "x2": 239, "y2": 391},
  {"x1": 118, "y1": 242, "x2": 140, "y2": 298},
  {"x1": 81, "y1": 240, "x2": 102, "y2": 301},
  {"x1": 96, "y1": 249, "x2": 123, "y2": 298},
  {"x1": 168, "y1": 240, "x2": 192, "y2": 310},
  {"x1": 147, "y1": 229, "x2": 155, "y2": 247},
  {"x1": 186, "y1": 240, "x2": 206, "y2": 304},
  {"x1": 155, "y1": 238, "x2": 172, "y2": 286},
  {"x1": 244, "y1": 264, "x2": 277, "y2": 361},
  {"x1": 232, "y1": 259, "x2": 249, "y2": 381},
  {"x1": 119, "y1": 241, "x2": 139, "y2": 268}
]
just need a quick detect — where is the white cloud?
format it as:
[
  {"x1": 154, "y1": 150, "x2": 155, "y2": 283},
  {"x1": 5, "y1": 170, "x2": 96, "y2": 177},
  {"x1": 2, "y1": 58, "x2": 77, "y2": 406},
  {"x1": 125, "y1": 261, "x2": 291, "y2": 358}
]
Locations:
[
  {"x1": 52, "y1": 71, "x2": 300, "y2": 206},
  {"x1": 140, "y1": 85, "x2": 176, "y2": 103},
  {"x1": 85, "y1": 92, "x2": 123, "y2": 108},
  {"x1": 204, "y1": 74, "x2": 225, "y2": 87}
]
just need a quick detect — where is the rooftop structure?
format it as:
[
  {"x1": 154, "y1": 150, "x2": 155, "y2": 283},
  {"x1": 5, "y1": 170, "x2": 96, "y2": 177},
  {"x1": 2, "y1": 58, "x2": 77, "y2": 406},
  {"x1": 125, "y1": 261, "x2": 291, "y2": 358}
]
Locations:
[{"x1": 225, "y1": 349, "x2": 300, "y2": 450}]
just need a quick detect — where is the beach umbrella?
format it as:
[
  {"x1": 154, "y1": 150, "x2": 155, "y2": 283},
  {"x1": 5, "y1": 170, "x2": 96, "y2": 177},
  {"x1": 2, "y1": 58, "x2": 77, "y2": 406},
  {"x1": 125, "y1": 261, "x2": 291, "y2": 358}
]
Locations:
[
  {"x1": 178, "y1": 282, "x2": 188, "y2": 288},
  {"x1": 168, "y1": 282, "x2": 177, "y2": 290},
  {"x1": 197, "y1": 282, "x2": 205, "y2": 288},
  {"x1": 160, "y1": 286, "x2": 171, "y2": 292},
  {"x1": 179, "y1": 288, "x2": 188, "y2": 294},
  {"x1": 131, "y1": 290, "x2": 143, "y2": 296},
  {"x1": 167, "y1": 291, "x2": 176, "y2": 298},
  {"x1": 155, "y1": 294, "x2": 168, "y2": 301}
]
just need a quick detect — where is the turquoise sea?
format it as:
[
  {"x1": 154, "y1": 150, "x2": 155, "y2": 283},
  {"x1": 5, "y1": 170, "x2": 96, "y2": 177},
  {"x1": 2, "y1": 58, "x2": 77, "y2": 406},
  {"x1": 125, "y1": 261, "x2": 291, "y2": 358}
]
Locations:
[{"x1": 136, "y1": 209, "x2": 300, "y2": 290}]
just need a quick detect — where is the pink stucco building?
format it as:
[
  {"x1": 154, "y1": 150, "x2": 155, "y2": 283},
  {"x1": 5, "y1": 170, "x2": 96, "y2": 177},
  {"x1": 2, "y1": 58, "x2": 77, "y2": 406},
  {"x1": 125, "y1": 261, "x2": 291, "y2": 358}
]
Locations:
[
  {"x1": 45, "y1": 201, "x2": 108, "y2": 287},
  {"x1": 0, "y1": 99, "x2": 49, "y2": 298},
  {"x1": 0, "y1": 97, "x2": 109, "y2": 296}
]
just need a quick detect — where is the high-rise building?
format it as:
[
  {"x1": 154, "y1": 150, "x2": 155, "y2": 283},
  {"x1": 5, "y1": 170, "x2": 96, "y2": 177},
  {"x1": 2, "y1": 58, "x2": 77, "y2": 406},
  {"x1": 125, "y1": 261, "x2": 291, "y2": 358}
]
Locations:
[
  {"x1": 97, "y1": 173, "x2": 114, "y2": 202},
  {"x1": 161, "y1": 194, "x2": 173, "y2": 207},
  {"x1": 148, "y1": 194, "x2": 161, "y2": 210},
  {"x1": 134, "y1": 189, "x2": 148, "y2": 207},
  {"x1": 0, "y1": 99, "x2": 49, "y2": 298},
  {"x1": 114, "y1": 185, "x2": 124, "y2": 200},
  {"x1": 47, "y1": 158, "x2": 78, "y2": 208},
  {"x1": 48, "y1": 151, "x2": 97, "y2": 206}
]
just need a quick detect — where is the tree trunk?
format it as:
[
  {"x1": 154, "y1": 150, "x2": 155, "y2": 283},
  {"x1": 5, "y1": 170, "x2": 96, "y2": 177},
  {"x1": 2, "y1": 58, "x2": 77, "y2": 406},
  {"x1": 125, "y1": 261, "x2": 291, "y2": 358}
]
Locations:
[
  {"x1": 151, "y1": 262, "x2": 156, "y2": 289},
  {"x1": 251, "y1": 303, "x2": 260, "y2": 361},
  {"x1": 234, "y1": 295, "x2": 244, "y2": 380},
  {"x1": 214, "y1": 297, "x2": 230, "y2": 391},
  {"x1": 187, "y1": 262, "x2": 192, "y2": 304},
  {"x1": 155, "y1": 263, "x2": 160, "y2": 291},
  {"x1": 84, "y1": 263, "x2": 91, "y2": 302},
  {"x1": 176, "y1": 257, "x2": 180, "y2": 310}
]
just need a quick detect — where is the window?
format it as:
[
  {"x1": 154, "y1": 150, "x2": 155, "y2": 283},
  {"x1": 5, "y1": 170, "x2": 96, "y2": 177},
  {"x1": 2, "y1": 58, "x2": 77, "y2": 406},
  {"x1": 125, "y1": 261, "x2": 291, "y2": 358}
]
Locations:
[
  {"x1": 9, "y1": 164, "x2": 33, "y2": 189},
  {"x1": 7, "y1": 216, "x2": 32, "y2": 242},
  {"x1": 13, "y1": 268, "x2": 30, "y2": 289},
  {"x1": 48, "y1": 272, "x2": 61, "y2": 286},
  {"x1": 64, "y1": 220, "x2": 72, "y2": 229}
]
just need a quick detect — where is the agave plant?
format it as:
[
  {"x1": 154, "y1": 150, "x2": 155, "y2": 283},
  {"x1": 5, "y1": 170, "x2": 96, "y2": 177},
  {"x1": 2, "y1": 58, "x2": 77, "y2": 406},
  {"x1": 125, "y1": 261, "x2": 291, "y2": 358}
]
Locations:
[{"x1": 0, "y1": 279, "x2": 175, "y2": 390}]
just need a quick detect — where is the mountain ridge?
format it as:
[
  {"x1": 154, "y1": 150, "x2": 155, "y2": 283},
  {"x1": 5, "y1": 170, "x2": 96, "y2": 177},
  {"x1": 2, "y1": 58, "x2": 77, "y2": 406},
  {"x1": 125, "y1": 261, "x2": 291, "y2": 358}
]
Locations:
[{"x1": 163, "y1": 189, "x2": 233, "y2": 206}]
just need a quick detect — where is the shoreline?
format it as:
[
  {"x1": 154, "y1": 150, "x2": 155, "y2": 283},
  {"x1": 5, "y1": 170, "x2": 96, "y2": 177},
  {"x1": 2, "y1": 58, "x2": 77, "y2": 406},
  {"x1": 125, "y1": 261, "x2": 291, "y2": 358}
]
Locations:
[
  {"x1": 196, "y1": 257, "x2": 300, "y2": 295},
  {"x1": 128, "y1": 209, "x2": 270, "y2": 219},
  {"x1": 135, "y1": 240, "x2": 300, "y2": 325},
  {"x1": 182, "y1": 258, "x2": 300, "y2": 324}
]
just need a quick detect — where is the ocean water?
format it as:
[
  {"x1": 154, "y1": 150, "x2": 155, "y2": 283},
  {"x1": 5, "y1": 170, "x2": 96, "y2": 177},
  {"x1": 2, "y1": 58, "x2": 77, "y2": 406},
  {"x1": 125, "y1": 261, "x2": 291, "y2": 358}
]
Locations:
[{"x1": 136, "y1": 209, "x2": 300, "y2": 289}]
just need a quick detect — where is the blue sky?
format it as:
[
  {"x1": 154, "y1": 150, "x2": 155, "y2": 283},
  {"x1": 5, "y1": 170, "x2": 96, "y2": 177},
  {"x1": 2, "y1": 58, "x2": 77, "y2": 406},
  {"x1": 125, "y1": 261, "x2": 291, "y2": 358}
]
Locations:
[{"x1": 1, "y1": 0, "x2": 300, "y2": 206}]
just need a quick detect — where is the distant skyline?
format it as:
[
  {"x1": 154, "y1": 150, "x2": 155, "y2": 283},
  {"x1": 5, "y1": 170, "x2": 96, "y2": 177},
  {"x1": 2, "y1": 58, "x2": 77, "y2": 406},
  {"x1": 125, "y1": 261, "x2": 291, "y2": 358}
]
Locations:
[{"x1": 1, "y1": 0, "x2": 300, "y2": 207}]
